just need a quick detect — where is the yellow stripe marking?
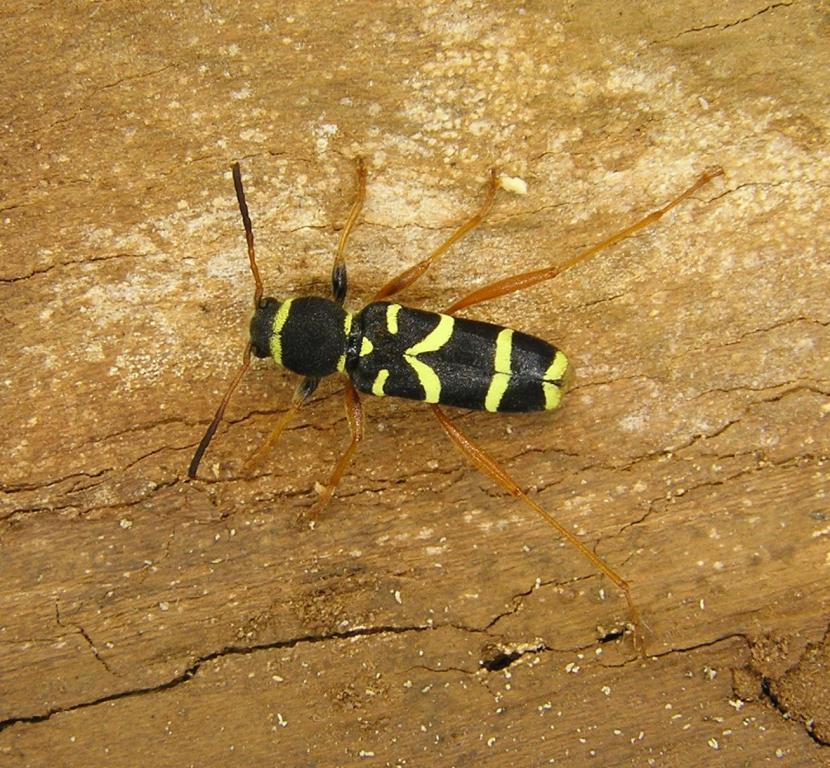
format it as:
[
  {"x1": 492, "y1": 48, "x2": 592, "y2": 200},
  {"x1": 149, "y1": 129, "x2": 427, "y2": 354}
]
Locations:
[
  {"x1": 372, "y1": 368, "x2": 389, "y2": 397},
  {"x1": 485, "y1": 328, "x2": 514, "y2": 412},
  {"x1": 269, "y1": 298, "x2": 294, "y2": 366},
  {"x1": 386, "y1": 304, "x2": 401, "y2": 334},
  {"x1": 543, "y1": 383, "x2": 563, "y2": 410},
  {"x1": 544, "y1": 350, "x2": 569, "y2": 383},
  {"x1": 404, "y1": 313, "x2": 454, "y2": 403},
  {"x1": 542, "y1": 350, "x2": 570, "y2": 410},
  {"x1": 336, "y1": 312, "x2": 353, "y2": 372},
  {"x1": 360, "y1": 336, "x2": 374, "y2": 356},
  {"x1": 493, "y1": 328, "x2": 513, "y2": 373},
  {"x1": 485, "y1": 374, "x2": 510, "y2": 412}
]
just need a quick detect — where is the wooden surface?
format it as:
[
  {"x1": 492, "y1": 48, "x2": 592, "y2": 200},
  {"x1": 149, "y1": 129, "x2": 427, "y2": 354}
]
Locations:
[{"x1": 1, "y1": 1, "x2": 828, "y2": 766}]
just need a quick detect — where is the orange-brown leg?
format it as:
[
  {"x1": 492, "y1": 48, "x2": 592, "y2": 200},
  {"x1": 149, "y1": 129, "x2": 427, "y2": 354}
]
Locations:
[
  {"x1": 309, "y1": 378, "x2": 364, "y2": 515},
  {"x1": 431, "y1": 404, "x2": 645, "y2": 652},
  {"x1": 242, "y1": 376, "x2": 319, "y2": 474},
  {"x1": 372, "y1": 169, "x2": 499, "y2": 301},
  {"x1": 444, "y1": 167, "x2": 724, "y2": 314},
  {"x1": 331, "y1": 157, "x2": 367, "y2": 304}
]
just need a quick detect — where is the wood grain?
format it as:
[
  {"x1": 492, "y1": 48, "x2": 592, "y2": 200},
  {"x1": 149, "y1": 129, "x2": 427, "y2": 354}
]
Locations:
[{"x1": 1, "y1": 1, "x2": 828, "y2": 765}]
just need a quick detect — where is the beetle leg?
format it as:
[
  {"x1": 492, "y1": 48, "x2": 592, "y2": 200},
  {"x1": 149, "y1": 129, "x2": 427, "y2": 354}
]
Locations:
[
  {"x1": 373, "y1": 169, "x2": 498, "y2": 301},
  {"x1": 331, "y1": 157, "x2": 367, "y2": 305},
  {"x1": 444, "y1": 168, "x2": 724, "y2": 314},
  {"x1": 309, "y1": 378, "x2": 364, "y2": 516},
  {"x1": 242, "y1": 376, "x2": 319, "y2": 474},
  {"x1": 432, "y1": 403, "x2": 645, "y2": 653}
]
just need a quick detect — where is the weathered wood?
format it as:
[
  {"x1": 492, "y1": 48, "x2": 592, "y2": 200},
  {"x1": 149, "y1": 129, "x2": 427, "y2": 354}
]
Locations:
[{"x1": 1, "y1": 1, "x2": 828, "y2": 765}]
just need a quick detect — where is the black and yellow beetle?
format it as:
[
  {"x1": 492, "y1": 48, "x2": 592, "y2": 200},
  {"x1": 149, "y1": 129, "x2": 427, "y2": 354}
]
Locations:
[
  {"x1": 189, "y1": 159, "x2": 723, "y2": 647},
  {"x1": 251, "y1": 291, "x2": 571, "y2": 413}
]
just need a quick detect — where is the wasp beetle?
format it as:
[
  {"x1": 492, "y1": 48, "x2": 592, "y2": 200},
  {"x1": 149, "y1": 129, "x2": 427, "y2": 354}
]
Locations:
[{"x1": 189, "y1": 159, "x2": 723, "y2": 648}]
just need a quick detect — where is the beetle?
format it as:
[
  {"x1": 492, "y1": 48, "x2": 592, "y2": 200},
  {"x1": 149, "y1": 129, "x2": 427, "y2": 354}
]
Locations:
[{"x1": 189, "y1": 159, "x2": 723, "y2": 647}]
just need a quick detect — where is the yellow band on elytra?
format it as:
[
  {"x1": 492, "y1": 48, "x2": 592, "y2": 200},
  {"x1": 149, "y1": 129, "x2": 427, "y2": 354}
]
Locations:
[
  {"x1": 372, "y1": 368, "x2": 389, "y2": 396},
  {"x1": 404, "y1": 314, "x2": 454, "y2": 403},
  {"x1": 386, "y1": 304, "x2": 401, "y2": 335},
  {"x1": 485, "y1": 328, "x2": 514, "y2": 411}
]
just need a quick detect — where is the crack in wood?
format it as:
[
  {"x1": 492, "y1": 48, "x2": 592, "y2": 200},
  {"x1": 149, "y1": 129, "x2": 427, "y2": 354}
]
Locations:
[{"x1": 0, "y1": 622, "x2": 435, "y2": 733}]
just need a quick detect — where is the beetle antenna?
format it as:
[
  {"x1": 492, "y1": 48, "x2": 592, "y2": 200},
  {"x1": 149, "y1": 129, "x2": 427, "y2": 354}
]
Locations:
[
  {"x1": 188, "y1": 343, "x2": 252, "y2": 479},
  {"x1": 189, "y1": 163, "x2": 264, "y2": 479},
  {"x1": 231, "y1": 162, "x2": 264, "y2": 306}
]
